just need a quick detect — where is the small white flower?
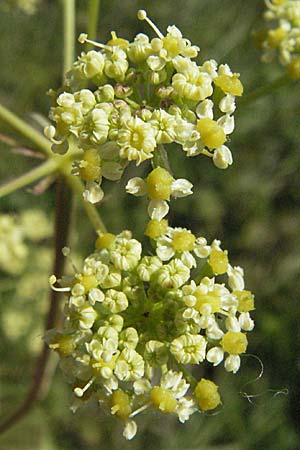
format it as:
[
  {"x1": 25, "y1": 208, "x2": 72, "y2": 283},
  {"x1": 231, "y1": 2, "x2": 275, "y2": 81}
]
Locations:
[
  {"x1": 213, "y1": 145, "x2": 233, "y2": 169},
  {"x1": 123, "y1": 420, "x2": 137, "y2": 440},
  {"x1": 206, "y1": 346, "x2": 224, "y2": 366},
  {"x1": 83, "y1": 181, "x2": 104, "y2": 203},
  {"x1": 228, "y1": 265, "x2": 245, "y2": 291},
  {"x1": 148, "y1": 199, "x2": 169, "y2": 221},
  {"x1": 224, "y1": 354, "x2": 241, "y2": 373},
  {"x1": 239, "y1": 312, "x2": 255, "y2": 331}
]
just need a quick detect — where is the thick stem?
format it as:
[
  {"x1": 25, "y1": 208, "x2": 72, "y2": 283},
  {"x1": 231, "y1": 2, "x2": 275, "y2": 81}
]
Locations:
[
  {"x1": 63, "y1": 0, "x2": 76, "y2": 76},
  {"x1": 0, "y1": 158, "x2": 60, "y2": 198},
  {"x1": 0, "y1": 179, "x2": 72, "y2": 435},
  {"x1": 87, "y1": 0, "x2": 100, "y2": 47},
  {"x1": 0, "y1": 103, "x2": 52, "y2": 157}
]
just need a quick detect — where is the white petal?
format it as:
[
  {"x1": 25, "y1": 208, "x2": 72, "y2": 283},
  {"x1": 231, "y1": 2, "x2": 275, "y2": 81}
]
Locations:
[
  {"x1": 126, "y1": 177, "x2": 147, "y2": 196},
  {"x1": 181, "y1": 251, "x2": 196, "y2": 268},
  {"x1": 123, "y1": 420, "x2": 137, "y2": 440},
  {"x1": 83, "y1": 182, "x2": 104, "y2": 204},
  {"x1": 228, "y1": 265, "x2": 245, "y2": 291},
  {"x1": 239, "y1": 312, "x2": 255, "y2": 331},
  {"x1": 219, "y1": 94, "x2": 236, "y2": 114},
  {"x1": 217, "y1": 115, "x2": 235, "y2": 134},
  {"x1": 196, "y1": 99, "x2": 214, "y2": 119},
  {"x1": 171, "y1": 179, "x2": 193, "y2": 198},
  {"x1": 157, "y1": 245, "x2": 175, "y2": 261},
  {"x1": 148, "y1": 199, "x2": 169, "y2": 221},
  {"x1": 206, "y1": 346, "x2": 224, "y2": 366},
  {"x1": 225, "y1": 316, "x2": 241, "y2": 332},
  {"x1": 224, "y1": 355, "x2": 240, "y2": 373},
  {"x1": 213, "y1": 145, "x2": 233, "y2": 169}
]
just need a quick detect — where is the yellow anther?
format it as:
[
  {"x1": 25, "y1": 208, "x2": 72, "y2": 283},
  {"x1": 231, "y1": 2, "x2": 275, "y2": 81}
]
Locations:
[
  {"x1": 78, "y1": 33, "x2": 113, "y2": 52},
  {"x1": 194, "y1": 379, "x2": 221, "y2": 411},
  {"x1": 214, "y1": 74, "x2": 244, "y2": 96},
  {"x1": 221, "y1": 331, "x2": 248, "y2": 355},
  {"x1": 137, "y1": 10, "x2": 164, "y2": 39},
  {"x1": 196, "y1": 118, "x2": 226, "y2": 150},
  {"x1": 146, "y1": 167, "x2": 174, "y2": 200}
]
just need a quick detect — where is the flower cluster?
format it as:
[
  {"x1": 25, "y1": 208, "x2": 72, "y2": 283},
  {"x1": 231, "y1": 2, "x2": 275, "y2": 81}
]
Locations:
[
  {"x1": 0, "y1": 210, "x2": 52, "y2": 276},
  {"x1": 259, "y1": 0, "x2": 300, "y2": 78},
  {"x1": 45, "y1": 10, "x2": 243, "y2": 204},
  {"x1": 46, "y1": 229, "x2": 255, "y2": 440},
  {"x1": 2, "y1": 0, "x2": 39, "y2": 14}
]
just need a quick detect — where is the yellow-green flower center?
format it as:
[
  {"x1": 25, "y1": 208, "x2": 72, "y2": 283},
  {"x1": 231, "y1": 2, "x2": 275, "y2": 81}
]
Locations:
[
  {"x1": 221, "y1": 331, "x2": 248, "y2": 354},
  {"x1": 235, "y1": 290, "x2": 255, "y2": 313},
  {"x1": 194, "y1": 378, "x2": 221, "y2": 411},
  {"x1": 111, "y1": 389, "x2": 132, "y2": 419},
  {"x1": 208, "y1": 249, "x2": 229, "y2": 275},
  {"x1": 145, "y1": 219, "x2": 168, "y2": 239},
  {"x1": 196, "y1": 118, "x2": 226, "y2": 150},
  {"x1": 96, "y1": 232, "x2": 116, "y2": 250},
  {"x1": 146, "y1": 167, "x2": 174, "y2": 200},
  {"x1": 214, "y1": 74, "x2": 244, "y2": 96},
  {"x1": 79, "y1": 148, "x2": 101, "y2": 182},
  {"x1": 150, "y1": 386, "x2": 178, "y2": 413},
  {"x1": 172, "y1": 230, "x2": 196, "y2": 252},
  {"x1": 194, "y1": 289, "x2": 221, "y2": 313}
]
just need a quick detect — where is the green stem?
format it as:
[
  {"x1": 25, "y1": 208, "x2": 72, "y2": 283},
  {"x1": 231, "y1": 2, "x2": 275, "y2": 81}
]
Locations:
[
  {"x1": 63, "y1": 0, "x2": 76, "y2": 76},
  {"x1": 64, "y1": 174, "x2": 107, "y2": 233},
  {"x1": 0, "y1": 158, "x2": 60, "y2": 198},
  {"x1": 152, "y1": 144, "x2": 173, "y2": 174},
  {"x1": 239, "y1": 75, "x2": 290, "y2": 106},
  {"x1": 87, "y1": 0, "x2": 100, "y2": 47},
  {"x1": 0, "y1": 103, "x2": 52, "y2": 157}
]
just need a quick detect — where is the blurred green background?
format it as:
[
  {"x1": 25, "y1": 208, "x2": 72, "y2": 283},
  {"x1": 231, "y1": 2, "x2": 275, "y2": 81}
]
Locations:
[{"x1": 0, "y1": 0, "x2": 300, "y2": 449}]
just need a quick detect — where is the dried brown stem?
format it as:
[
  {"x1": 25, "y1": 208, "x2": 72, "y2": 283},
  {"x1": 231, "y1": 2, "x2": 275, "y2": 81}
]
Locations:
[{"x1": 0, "y1": 178, "x2": 72, "y2": 435}]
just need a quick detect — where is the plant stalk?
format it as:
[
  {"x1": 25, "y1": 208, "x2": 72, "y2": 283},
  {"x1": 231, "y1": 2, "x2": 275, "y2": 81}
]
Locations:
[
  {"x1": 0, "y1": 179, "x2": 72, "y2": 435},
  {"x1": 0, "y1": 158, "x2": 60, "y2": 198},
  {"x1": 0, "y1": 103, "x2": 52, "y2": 157},
  {"x1": 87, "y1": 0, "x2": 100, "y2": 46},
  {"x1": 63, "y1": 0, "x2": 76, "y2": 76}
]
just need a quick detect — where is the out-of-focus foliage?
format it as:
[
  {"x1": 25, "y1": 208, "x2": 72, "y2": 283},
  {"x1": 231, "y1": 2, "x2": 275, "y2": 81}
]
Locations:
[{"x1": 0, "y1": 1, "x2": 300, "y2": 449}]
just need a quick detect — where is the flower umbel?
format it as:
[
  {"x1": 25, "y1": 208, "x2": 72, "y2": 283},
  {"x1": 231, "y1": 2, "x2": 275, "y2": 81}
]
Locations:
[
  {"x1": 46, "y1": 10, "x2": 243, "y2": 204},
  {"x1": 46, "y1": 227, "x2": 255, "y2": 440}
]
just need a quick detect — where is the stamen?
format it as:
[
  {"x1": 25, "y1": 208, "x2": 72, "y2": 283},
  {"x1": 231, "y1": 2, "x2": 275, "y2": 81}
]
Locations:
[
  {"x1": 129, "y1": 402, "x2": 151, "y2": 418},
  {"x1": 137, "y1": 10, "x2": 164, "y2": 39},
  {"x1": 62, "y1": 246, "x2": 78, "y2": 273},
  {"x1": 49, "y1": 274, "x2": 71, "y2": 292},
  {"x1": 74, "y1": 377, "x2": 95, "y2": 397},
  {"x1": 78, "y1": 33, "x2": 113, "y2": 52}
]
